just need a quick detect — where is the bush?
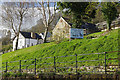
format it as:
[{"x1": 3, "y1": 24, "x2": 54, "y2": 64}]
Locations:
[
  {"x1": 22, "y1": 73, "x2": 28, "y2": 77},
  {"x1": 68, "y1": 68, "x2": 73, "y2": 72},
  {"x1": 2, "y1": 44, "x2": 12, "y2": 52},
  {"x1": 15, "y1": 72, "x2": 22, "y2": 77},
  {"x1": 2, "y1": 73, "x2": 11, "y2": 77},
  {"x1": 116, "y1": 71, "x2": 120, "y2": 74}
]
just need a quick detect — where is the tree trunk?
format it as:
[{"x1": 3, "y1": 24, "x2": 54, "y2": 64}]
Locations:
[
  {"x1": 43, "y1": 27, "x2": 49, "y2": 43},
  {"x1": 15, "y1": 36, "x2": 19, "y2": 50},
  {"x1": 107, "y1": 22, "x2": 111, "y2": 31}
]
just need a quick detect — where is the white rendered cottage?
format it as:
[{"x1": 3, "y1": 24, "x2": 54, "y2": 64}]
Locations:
[{"x1": 13, "y1": 31, "x2": 43, "y2": 51}]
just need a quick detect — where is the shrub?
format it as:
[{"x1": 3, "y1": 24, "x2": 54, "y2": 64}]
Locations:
[
  {"x1": 2, "y1": 72, "x2": 11, "y2": 77},
  {"x1": 116, "y1": 71, "x2": 120, "y2": 74},
  {"x1": 68, "y1": 68, "x2": 73, "y2": 72},
  {"x1": 22, "y1": 73, "x2": 28, "y2": 77},
  {"x1": 15, "y1": 72, "x2": 22, "y2": 77}
]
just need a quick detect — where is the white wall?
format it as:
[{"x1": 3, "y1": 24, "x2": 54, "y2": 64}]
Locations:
[
  {"x1": 13, "y1": 33, "x2": 25, "y2": 51},
  {"x1": 25, "y1": 39, "x2": 38, "y2": 47}
]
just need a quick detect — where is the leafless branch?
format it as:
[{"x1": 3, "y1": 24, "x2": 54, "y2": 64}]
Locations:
[
  {"x1": 49, "y1": 2, "x2": 56, "y2": 24},
  {"x1": 47, "y1": 1, "x2": 51, "y2": 24},
  {"x1": 36, "y1": 1, "x2": 56, "y2": 42}
]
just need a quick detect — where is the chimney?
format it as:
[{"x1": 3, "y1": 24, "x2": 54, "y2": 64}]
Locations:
[{"x1": 31, "y1": 32, "x2": 36, "y2": 38}]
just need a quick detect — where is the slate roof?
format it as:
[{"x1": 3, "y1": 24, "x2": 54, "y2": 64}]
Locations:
[
  {"x1": 20, "y1": 31, "x2": 42, "y2": 39},
  {"x1": 81, "y1": 23, "x2": 96, "y2": 29},
  {"x1": 62, "y1": 17, "x2": 73, "y2": 27},
  {"x1": 61, "y1": 17, "x2": 98, "y2": 31}
]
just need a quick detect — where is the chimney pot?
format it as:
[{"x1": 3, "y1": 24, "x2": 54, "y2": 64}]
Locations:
[{"x1": 31, "y1": 32, "x2": 35, "y2": 38}]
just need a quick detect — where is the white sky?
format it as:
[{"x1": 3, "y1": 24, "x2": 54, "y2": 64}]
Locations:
[
  {"x1": 0, "y1": 4, "x2": 59, "y2": 30},
  {"x1": 0, "y1": 1, "x2": 119, "y2": 39},
  {"x1": 0, "y1": 0, "x2": 119, "y2": 2},
  {"x1": 0, "y1": 3, "x2": 59, "y2": 38}
]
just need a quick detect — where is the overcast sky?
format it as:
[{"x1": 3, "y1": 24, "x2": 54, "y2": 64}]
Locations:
[
  {"x1": 0, "y1": 2, "x2": 59, "y2": 38},
  {"x1": 0, "y1": 8, "x2": 39, "y2": 30}
]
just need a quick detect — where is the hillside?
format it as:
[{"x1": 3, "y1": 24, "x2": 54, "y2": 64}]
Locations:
[{"x1": 1, "y1": 29, "x2": 119, "y2": 71}]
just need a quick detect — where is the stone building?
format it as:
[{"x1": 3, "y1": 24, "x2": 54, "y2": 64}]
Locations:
[
  {"x1": 52, "y1": 17, "x2": 98, "y2": 40},
  {"x1": 52, "y1": 17, "x2": 72, "y2": 40}
]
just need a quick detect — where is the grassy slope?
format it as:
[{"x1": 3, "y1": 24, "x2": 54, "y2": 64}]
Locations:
[{"x1": 1, "y1": 29, "x2": 119, "y2": 70}]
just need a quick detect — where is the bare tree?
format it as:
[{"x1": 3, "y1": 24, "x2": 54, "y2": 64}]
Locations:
[
  {"x1": 36, "y1": 1, "x2": 56, "y2": 43},
  {"x1": 1, "y1": 2, "x2": 34, "y2": 50}
]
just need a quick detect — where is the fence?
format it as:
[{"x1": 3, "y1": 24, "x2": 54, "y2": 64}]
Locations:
[{"x1": 1, "y1": 51, "x2": 120, "y2": 75}]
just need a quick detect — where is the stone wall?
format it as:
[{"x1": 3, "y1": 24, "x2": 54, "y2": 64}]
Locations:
[
  {"x1": 96, "y1": 14, "x2": 120, "y2": 30},
  {"x1": 52, "y1": 17, "x2": 71, "y2": 41}
]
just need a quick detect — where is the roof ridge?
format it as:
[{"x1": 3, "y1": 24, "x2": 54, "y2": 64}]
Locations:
[{"x1": 20, "y1": 31, "x2": 42, "y2": 39}]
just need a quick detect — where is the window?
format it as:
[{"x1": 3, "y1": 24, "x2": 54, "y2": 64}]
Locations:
[{"x1": 31, "y1": 43, "x2": 33, "y2": 46}]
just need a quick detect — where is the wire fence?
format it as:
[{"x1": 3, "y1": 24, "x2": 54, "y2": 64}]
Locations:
[{"x1": 1, "y1": 51, "x2": 120, "y2": 75}]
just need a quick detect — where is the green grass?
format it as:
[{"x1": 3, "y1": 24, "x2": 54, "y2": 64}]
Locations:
[{"x1": 1, "y1": 29, "x2": 119, "y2": 72}]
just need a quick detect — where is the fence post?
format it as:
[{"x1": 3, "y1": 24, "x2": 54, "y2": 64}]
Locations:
[
  {"x1": 54, "y1": 56, "x2": 56, "y2": 73},
  {"x1": 26, "y1": 66, "x2": 28, "y2": 71},
  {"x1": 98, "y1": 53, "x2": 99, "y2": 60},
  {"x1": 75, "y1": 54, "x2": 78, "y2": 74},
  {"x1": 105, "y1": 52, "x2": 107, "y2": 74},
  {"x1": 5, "y1": 62, "x2": 8, "y2": 73},
  {"x1": 19, "y1": 60, "x2": 21, "y2": 73},
  {"x1": 35, "y1": 58, "x2": 36, "y2": 75},
  {"x1": 98, "y1": 53, "x2": 100, "y2": 66}
]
